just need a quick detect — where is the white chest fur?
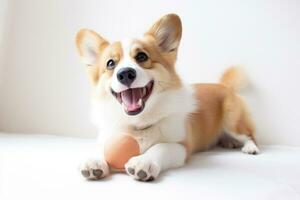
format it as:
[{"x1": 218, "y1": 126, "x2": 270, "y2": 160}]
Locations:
[
  {"x1": 128, "y1": 114, "x2": 188, "y2": 153},
  {"x1": 91, "y1": 84, "x2": 197, "y2": 153}
]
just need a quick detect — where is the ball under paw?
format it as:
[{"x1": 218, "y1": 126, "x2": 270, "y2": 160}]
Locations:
[{"x1": 104, "y1": 135, "x2": 140, "y2": 170}]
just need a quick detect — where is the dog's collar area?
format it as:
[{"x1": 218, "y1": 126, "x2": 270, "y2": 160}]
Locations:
[{"x1": 133, "y1": 124, "x2": 153, "y2": 131}]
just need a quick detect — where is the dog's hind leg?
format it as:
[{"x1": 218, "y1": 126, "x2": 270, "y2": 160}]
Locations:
[
  {"x1": 217, "y1": 133, "x2": 242, "y2": 149},
  {"x1": 219, "y1": 67, "x2": 259, "y2": 154},
  {"x1": 222, "y1": 95, "x2": 260, "y2": 155}
]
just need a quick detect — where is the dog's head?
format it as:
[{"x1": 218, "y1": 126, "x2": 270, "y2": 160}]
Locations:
[{"x1": 76, "y1": 14, "x2": 182, "y2": 117}]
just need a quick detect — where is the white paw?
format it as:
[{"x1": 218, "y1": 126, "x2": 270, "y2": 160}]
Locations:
[
  {"x1": 80, "y1": 159, "x2": 110, "y2": 180},
  {"x1": 125, "y1": 155, "x2": 161, "y2": 182},
  {"x1": 242, "y1": 140, "x2": 260, "y2": 155}
]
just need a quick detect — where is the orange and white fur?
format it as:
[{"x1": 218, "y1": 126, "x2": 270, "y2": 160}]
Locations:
[{"x1": 76, "y1": 14, "x2": 259, "y2": 181}]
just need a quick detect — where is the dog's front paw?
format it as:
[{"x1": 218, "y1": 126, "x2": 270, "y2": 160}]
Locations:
[
  {"x1": 125, "y1": 155, "x2": 161, "y2": 182},
  {"x1": 80, "y1": 159, "x2": 109, "y2": 180}
]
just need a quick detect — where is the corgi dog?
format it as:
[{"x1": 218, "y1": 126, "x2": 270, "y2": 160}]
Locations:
[{"x1": 76, "y1": 14, "x2": 259, "y2": 181}]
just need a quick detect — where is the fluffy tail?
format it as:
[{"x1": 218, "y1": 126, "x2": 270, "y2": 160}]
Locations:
[{"x1": 220, "y1": 66, "x2": 247, "y2": 92}]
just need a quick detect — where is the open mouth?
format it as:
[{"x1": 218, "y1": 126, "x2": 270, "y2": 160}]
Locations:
[{"x1": 111, "y1": 80, "x2": 154, "y2": 115}]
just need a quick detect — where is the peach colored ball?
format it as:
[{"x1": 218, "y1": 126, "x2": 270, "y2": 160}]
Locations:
[{"x1": 104, "y1": 135, "x2": 140, "y2": 170}]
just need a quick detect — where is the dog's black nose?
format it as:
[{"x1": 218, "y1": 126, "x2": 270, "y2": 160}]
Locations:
[{"x1": 117, "y1": 67, "x2": 136, "y2": 87}]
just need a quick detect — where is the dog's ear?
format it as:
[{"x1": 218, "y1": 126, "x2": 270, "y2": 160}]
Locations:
[
  {"x1": 76, "y1": 29, "x2": 109, "y2": 66},
  {"x1": 146, "y1": 14, "x2": 182, "y2": 53},
  {"x1": 76, "y1": 29, "x2": 109, "y2": 84}
]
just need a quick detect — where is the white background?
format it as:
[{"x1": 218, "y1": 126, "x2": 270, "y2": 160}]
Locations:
[{"x1": 0, "y1": 0, "x2": 299, "y2": 145}]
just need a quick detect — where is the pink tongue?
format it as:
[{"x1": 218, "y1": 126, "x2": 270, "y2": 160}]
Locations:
[{"x1": 121, "y1": 88, "x2": 143, "y2": 111}]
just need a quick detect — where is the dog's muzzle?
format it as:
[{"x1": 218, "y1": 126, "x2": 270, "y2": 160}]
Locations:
[{"x1": 111, "y1": 80, "x2": 154, "y2": 115}]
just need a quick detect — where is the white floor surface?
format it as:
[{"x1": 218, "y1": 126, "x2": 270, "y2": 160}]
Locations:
[{"x1": 0, "y1": 133, "x2": 299, "y2": 200}]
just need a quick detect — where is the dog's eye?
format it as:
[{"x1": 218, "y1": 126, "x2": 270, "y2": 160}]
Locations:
[
  {"x1": 106, "y1": 59, "x2": 115, "y2": 69},
  {"x1": 135, "y1": 52, "x2": 148, "y2": 63}
]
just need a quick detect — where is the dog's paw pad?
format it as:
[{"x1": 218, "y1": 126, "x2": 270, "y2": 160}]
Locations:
[
  {"x1": 125, "y1": 156, "x2": 160, "y2": 182},
  {"x1": 127, "y1": 167, "x2": 135, "y2": 175},
  {"x1": 92, "y1": 169, "x2": 103, "y2": 178},
  {"x1": 80, "y1": 159, "x2": 109, "y2": 180},
  {"x1": 81, "y1": 170, "x2": 90, "y2": 178},
  {"x1": 147, "y1": 176, "x2": 155, "y2": 182},
  {"x1": 137, "y1": 170, "x2": 147, "y2": 180}
]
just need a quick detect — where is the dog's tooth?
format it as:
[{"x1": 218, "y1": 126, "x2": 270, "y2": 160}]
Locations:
[
  {"x1": 138, "y1": 98, "x2": 142, "y2": 106},
  {"x1": 143, "y1": 88, "x2": 146, "y2": 96}
]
